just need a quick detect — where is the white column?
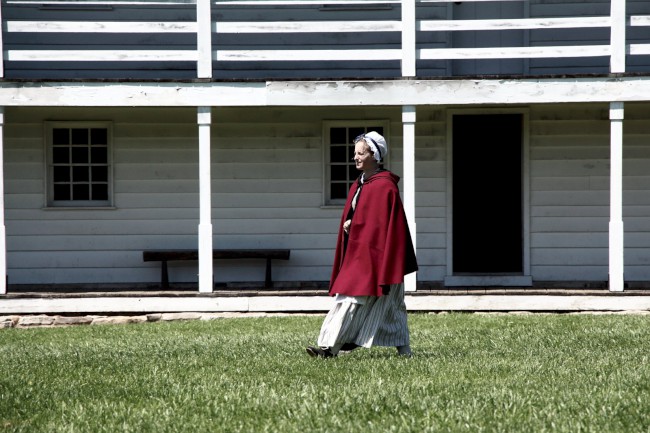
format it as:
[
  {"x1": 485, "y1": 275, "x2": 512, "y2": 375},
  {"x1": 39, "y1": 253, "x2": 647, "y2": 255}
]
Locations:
[
  {"x1": 197, "y1": 0, "x2": 213, "y2": 78},
  {"x1": 197, "y1": 107, "x2": 213, "y2": 293},
  {"x1": 609, "y1": 102, "x2": 624, "y2": 292},
  {"x1": 0, "y1": 109, "x2": 6, "y2": 294},
  {"x1": 401, "y1": 0, "x2": 416, "y2": 77},
  {"x1": 610, "y1": 0, "x2": 626, "y2": 73},
  {"x1": 402, "y1": 105, "x2": 417, "y2": 292}
]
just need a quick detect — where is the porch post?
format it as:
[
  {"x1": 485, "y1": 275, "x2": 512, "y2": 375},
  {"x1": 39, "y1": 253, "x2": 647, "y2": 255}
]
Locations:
[
  {"x1": 197, "y1": 107, "x2": 213, "y2": 293},
  {"x1": 402, "y1": 105, "x2": 417, "y2": 291},
  {"x1": 609, "y1": 102, "x2": 624, "y2": 292},
  {"x1": 0, "y1": 108, "x2": 6, "y2": 294}
]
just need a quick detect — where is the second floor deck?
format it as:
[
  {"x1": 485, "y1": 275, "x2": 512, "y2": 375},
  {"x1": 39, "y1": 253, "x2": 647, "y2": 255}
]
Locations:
[{"x1": 0, "y1": 0, "x2": 648, "y2": 81}]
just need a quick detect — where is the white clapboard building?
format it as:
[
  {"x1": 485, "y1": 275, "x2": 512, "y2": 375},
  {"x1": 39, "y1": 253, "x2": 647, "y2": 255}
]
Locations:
[{"x1": 0, "y1": 0, "x2": 649, "y2": 310}]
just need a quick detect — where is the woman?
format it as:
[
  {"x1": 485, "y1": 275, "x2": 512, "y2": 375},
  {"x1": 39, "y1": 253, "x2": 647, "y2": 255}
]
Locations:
[{"x1": 306, "y1": 131, "x2": 418, "y2": 358}]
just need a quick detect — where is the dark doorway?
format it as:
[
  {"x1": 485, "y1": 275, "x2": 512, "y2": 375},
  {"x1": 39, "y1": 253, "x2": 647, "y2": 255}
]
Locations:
[{"x1": 452, "y1": 114, "x2": 523, "y2": 274}]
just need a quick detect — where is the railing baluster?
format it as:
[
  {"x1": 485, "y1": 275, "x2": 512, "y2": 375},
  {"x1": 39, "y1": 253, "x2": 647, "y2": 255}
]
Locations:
[
  {"x1": 402, "y1": 0, "x2": 416, "y2": 77},
  {"x1": 197, "y1": 0, "x2": 213, "y2": 78},
  {"x1": 610, "y1": 0, "x2": 626, "y2": 73}
]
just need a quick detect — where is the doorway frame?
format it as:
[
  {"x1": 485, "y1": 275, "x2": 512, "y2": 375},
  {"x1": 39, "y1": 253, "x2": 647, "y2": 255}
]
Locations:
[{"x1": 445, "y1": 107, "x2": 532, "y2": 286}]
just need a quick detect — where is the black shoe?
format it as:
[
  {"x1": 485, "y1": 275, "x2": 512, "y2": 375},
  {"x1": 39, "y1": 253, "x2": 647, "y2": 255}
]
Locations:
[{"x1": 306, "y1": 346, "x2": 336, "y2": 358}]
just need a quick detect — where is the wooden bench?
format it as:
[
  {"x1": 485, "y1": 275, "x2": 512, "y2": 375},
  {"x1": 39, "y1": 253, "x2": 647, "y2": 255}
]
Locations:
[{"x1": 142, "y1": 249, "x2": 291, "y2": 289}]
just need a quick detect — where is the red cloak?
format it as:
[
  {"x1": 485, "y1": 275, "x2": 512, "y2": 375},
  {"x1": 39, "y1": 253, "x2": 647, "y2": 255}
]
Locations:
[{"x1": 329, "y1": 170, "x2": 418, "y2": 297}]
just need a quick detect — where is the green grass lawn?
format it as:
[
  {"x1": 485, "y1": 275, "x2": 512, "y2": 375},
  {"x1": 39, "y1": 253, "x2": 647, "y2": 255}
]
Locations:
[{"x1": 1, "y1": 313, "x2": 650, "y2": 432}]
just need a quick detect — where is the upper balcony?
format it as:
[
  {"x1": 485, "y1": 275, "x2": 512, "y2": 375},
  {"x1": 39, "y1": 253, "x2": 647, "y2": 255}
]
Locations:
[{"x1": 0, "y1": 0, "x2": 648, "y2": 81}]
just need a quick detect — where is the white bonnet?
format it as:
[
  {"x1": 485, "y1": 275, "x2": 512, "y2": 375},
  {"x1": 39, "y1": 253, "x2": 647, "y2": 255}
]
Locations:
[{"x1": 357, "y1": 131, "x2": 387, "y2": 162}]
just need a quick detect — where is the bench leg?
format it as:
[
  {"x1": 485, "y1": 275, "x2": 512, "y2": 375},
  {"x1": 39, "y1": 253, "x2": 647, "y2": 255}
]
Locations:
[
  {"x1": 265, "y1": 258, "x2": 272, "y2": 288},
  {"x1": 161, "y1": 260, "x2": 169, "y2": 289}
]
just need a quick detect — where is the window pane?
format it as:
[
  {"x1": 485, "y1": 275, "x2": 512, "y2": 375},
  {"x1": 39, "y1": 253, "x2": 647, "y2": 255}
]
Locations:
[
  {"x1": 71, "y1": 129, "x2": 88, "y2": 145},
  {"x1": 91, "y1": 128, "x2": 107, "y2": 145},
  {"x1": 347, "y1": 145, "x2": 355, "y2": 161},
  {"x1": 73, "y1": 184, "x2": 90, "y2": 201},
  {"x1": 53, "y1": 166, "x2": 70, "y2": 182},
  {"x1": 330, "y1": 146, "x2": 347, "y2": 163},
  {"x1": 348, "y1": 165, "x2": 359, "y2": 180},
  {"x1": 71, "y1": 147, "x2": 89, "y2": 164},
  {"x1": 73, "y1": 166, "x2": 90, "y2": 182},
  {"x1": 53, "y1": 129, "x2": 69, "y2": 145},
  {"x1": 53, "y1": 147, "x2": 70, "y2": 164},
  {"x1": 330, "y1": 127, "x2": 346, "y2": 144},
  {"x1": 92, "y1": 166, "x2": 108, "y2": 182},
  {"x1": 92, "y1": 184, "x2": 108, "y2": 201},
  {"x1": 50, "y1": 125, "x2": 111, "y2": 206},
  {"x1": 91, "y1": 147, "x2": 107, "y2": 164},
  {"x1": 368, "y1": 126, "x2": 384, "y2": 136},
  {"x1": 331, "y1": 183, "x2": 348, "y2": 200},
  {"x1": 348, "y1": 127, "x2": 365, "y2": 144},
  {"x1": 331, "y1": 165, "x2": 347, "y2": 181},
  {"x1": 54, "y1": 184, "x2": 70, "y2": 201}
]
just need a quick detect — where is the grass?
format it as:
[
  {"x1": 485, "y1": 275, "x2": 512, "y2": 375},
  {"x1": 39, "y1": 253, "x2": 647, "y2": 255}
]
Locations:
[{"x1": 1, "y1": 313, "x2": 650, "y2": 432}]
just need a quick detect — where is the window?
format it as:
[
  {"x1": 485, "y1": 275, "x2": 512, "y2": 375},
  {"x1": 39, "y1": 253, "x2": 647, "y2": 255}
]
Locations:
[
  {"x1": 324, "y1": 122, "x2": 389, "y2": 205},
  {"x1": 46, "y1": 122, "x2": 112, "y2": 207}
]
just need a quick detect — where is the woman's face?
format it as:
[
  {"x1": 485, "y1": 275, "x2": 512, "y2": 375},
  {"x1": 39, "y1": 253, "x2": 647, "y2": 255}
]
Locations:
[{"x1": 354, "y1": 140, "x2": 378, "y2": 173}]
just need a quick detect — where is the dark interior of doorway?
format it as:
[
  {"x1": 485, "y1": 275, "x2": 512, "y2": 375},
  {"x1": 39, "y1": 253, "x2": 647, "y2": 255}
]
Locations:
[{"x1": 452, "y1": 113, "x2": 523, "y2": 274}]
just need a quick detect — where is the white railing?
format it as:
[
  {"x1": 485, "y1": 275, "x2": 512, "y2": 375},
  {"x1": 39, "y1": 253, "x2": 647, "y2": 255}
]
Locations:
[{"x1": 0, "y1": 0, "x2": 647, "y2": 79}]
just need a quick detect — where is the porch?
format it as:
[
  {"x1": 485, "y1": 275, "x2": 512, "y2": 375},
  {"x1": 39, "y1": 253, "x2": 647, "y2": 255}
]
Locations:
[
  {"x1": 0, "y1": 0, "x2": 648, "y2": 301},
  {"x1": 4, "y1": 286, "x2": 650, "y2": 315}
]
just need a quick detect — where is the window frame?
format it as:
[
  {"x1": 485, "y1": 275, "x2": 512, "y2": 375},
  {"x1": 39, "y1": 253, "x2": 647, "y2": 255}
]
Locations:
[
  {"x1": 322, "y1": 120, "x2": 391, "y2": 206},
  {"x1": 44, "y1": 121, "x2": 114, "y2": 208}
]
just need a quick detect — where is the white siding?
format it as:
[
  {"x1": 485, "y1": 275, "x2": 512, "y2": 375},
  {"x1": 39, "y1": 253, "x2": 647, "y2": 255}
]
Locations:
[
  {"x1": 5, "y1": 103, "x2": 650, "y2": 287},
  {"x1": 528, "y1": 103, "x2": 650, "y2": 283},
  {"x1": 5, "y1": 107, "x2": 200, "y2": 285}
]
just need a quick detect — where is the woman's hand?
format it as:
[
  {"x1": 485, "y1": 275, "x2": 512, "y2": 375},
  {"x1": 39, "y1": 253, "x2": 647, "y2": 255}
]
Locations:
[{"x1": 343, "y1": 219, "x2": 351, "y2": 234}]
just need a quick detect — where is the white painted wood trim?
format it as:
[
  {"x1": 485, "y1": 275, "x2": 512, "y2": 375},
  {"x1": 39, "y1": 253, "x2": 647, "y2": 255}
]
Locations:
[
  {"x1": 3, "y1": 78, "x2": 650, "y2": 108},
  {"x1": 419, "y1": 45, "x2": 611, "y2": 60},
  {"x1": 521, "y1": 111, "x2": 531, "y2": 278},
  {"x1": 630, "y1": 16, "x2": 650, "y2": 26},
  {"x1": 609, "y1": 102, "x2": 624, "y2": 292},
  {"x1": 445, "y1": 108, "x2": 453, "y2": 279},
  {"x1": 0, "y1": 108, "x2": 6, "y2": 295},
  {"x1": 630, "y1": 44, "x2": 650, "y2": 56},
  {"x1": 197, "y1": 0, "x2": 213, "y2": 78},
  {"x1": 610, "y1": 0, "x2": 626, "y2": 73},
  {"x1": 6, "y1": 21, "x2": 197, "y2": 33},
  {"x1": 263, "y1": 78, "x2": 650, "y2": 106},
  {"x1": 215, "y1": 49, "x2": 402, "y2": 62},
  {"x1": 214, "y1": 20, "x2": 400, "y2": 33},
  {"x1": 401, "y1": 0, "x2": 416, "y2": 77},
  {"x1": 402, "y1": 105, "x2": 416, "y2": 291},
  {"x1": 198, "y1": 107, "x2": 213, "y2": 293},
  {"x1": 6, "y1": 50, "x2": 198, "y2": 62},
  {"x1": 419, "y1": 17, "x2": 611, "y2": 32}
]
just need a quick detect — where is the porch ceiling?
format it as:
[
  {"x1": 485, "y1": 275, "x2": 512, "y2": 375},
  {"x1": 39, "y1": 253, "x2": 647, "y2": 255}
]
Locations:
[{"x1": 0, "y1": 76, "x2": 649, "y2": 107}]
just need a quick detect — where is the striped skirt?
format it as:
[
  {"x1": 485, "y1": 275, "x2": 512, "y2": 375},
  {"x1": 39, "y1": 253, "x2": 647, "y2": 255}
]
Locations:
[{"x1": 317, "y1": 283, "x2": 410, "y2": 349}]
